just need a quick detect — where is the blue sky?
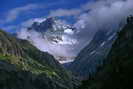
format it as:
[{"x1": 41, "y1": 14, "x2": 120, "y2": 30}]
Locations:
[{"x1": 0, "y1": 0, "x2": 92, "y2": 32}]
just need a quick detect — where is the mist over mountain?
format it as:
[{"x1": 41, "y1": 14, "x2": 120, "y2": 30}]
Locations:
[
  {"x1": 17, "y1": 17, "x2": 78, "y2": 63},
  {"x1": 0, "y1": 29, "x2": 77, "y2": 89},
  {"x1": 16, "y1": 0, "x2": 133, "y2": 64},
  {"x1": 68, "y1": 29, "x2": 117, "y2": 78},
  {"x1": 0, "y1": 0, "x2": 133, "y2": 89},
  {"x1": 74, "y1": 0, "x2": 133, "y2": 45},
  {"x1": 76, "y1": 15, "x2": 133, "y2": 89}
]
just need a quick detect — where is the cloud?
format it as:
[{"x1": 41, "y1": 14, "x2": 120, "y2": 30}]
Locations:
[
  {"x1": 17, "y1": 18, "x2": 78, "y2": 59},
  {"x1": 48, "y1": 9, "x2": 82, "y2": 17},
  {"x1": 74, "y1": 0, "x2": 133, "y2": 45},
  {"x1": 20, "y1": 17, "x2": 47, "y2": 28},
  {"x1": 1, "y1": 25, "x2": 17, "y2": 33},
  {"x1": 4, "y1": 4, "x2": 43, "y2": 23},
  {"x1": 17, "y1": 0, "x2": 133, "y2": 61},
  {"x1": 18, "y1": 28, "x2": 76, "y2": 59}
]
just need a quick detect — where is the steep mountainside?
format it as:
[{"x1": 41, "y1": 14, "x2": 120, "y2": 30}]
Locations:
[
  {"x1": 68, "y1": 28, "x2": 117, "y2": 78},
  {"x1": 0, "y1": 29, "x2": 75, "y2": 89},
  {"x1": 18, "y1": 17, "x2": 77, "y2": 64},
  {"x1": 77, "y1": 16, "x2": 133, "y2": 89}
]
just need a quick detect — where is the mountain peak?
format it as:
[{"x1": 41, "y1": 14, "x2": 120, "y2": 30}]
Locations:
[{"x1": 18, "y1": 17, "x2": 78, "y2": 64}]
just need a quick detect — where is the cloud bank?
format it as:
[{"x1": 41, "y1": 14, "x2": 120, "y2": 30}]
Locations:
[
  {"x1": 4, "y1": 4, "x2": 43, "y2": 23},
  {"x1": 48, "y1": 9, "x2": 81, "y2": 17},
  {"x1": 17, "y1": 0, "x2": 133, "y2": 61},
  {"x1": 74, "y1": 0, "x2": 133, "y2": 45},
  {"x1": 17, "y1": 18, "x2": 78, "y2": 63}
]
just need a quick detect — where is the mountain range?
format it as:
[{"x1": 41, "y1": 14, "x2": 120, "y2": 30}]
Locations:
[
  {"x1": 0, "y1": 15, "x2": 133, "y2": 89},
  {"x1": 17, "y1": 17, "x2": 78, "y2": 64}
]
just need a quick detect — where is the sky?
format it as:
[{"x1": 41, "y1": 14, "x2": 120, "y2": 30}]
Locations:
[
  {"x1": 0, "y1": 0, "x2": 92, "y2": 32},
  {"x1": 1, "y1": 0, "x2": 133, "y2": 61}
]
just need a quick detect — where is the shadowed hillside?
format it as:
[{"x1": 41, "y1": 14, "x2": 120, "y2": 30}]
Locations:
[
  {"x1": 77, "y1": 16, "x2": 133, "y2": 89},
  {"x1": 0, "y1": 29, "x2": 76, "y2": 89}
]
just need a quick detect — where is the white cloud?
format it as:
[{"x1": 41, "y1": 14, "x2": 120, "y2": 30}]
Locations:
[
  {"x1": 48, "y1": 9, "x2": 82, "y2": 17},
  {"x1": 5, "y1": 4, "x2": 42, "y2": 23},
  {"x1": 64, "y1": 28, "x2": 74, "y2": 35},
  {"x1": 16, "y1": 0, "x2": 133, "y2": 62},
  {"x1": 17, "y1": 17, "x2": 78, "y2": 60},
  {"x1": 17, "y1": 28, "x2": 77, "y2": 59},
  {"x1": 20, "y1": 17, "x2": 46, "y2": 27},
  {"x1": 74, "y1": 0, "x2": 133, "y2": 45}
]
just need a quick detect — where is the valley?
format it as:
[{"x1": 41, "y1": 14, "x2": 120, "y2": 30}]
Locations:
[{"x1": 0, "y1": 0, "x2": 133, "y2": 89}]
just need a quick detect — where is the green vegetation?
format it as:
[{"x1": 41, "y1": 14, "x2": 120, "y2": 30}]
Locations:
[
  {"x1": 0, "y1": 29, "x2": 74, "y2": 89},
  {"x1": 0, "y1": 47, "x2": 59, "y2": 78}
]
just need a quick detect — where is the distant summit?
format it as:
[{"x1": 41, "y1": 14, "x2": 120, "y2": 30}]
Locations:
[
  {"x1": 18, "y1": 17, "x2": 78, "y2": 64},
  {"x1": 27, "y1": 17, "x2": 77, "y2": 45},
  {"x1": 28, "y1": 17, "x2": 56, "y2": 32}
]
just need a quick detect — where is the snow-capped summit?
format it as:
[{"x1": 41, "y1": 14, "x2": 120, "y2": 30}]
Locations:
[
  {"x1": 27, "y1": 17, "x2": 77, "y2": 45},
  {"x1": 18, "y1": 17, "x2": 78, "y2": 64}
]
